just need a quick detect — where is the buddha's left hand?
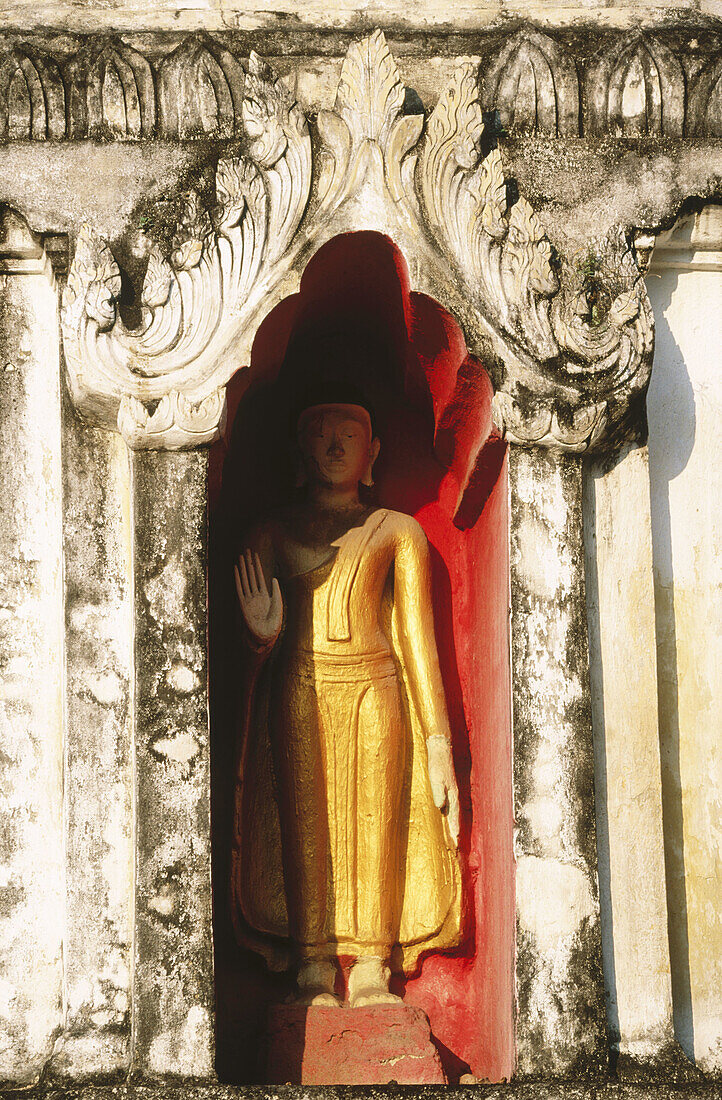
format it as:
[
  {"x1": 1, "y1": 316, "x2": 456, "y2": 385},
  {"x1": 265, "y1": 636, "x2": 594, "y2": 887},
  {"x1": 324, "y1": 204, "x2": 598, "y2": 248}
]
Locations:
[{"x1": 426, "y1": 734, "x2": 460, "y2": 847}]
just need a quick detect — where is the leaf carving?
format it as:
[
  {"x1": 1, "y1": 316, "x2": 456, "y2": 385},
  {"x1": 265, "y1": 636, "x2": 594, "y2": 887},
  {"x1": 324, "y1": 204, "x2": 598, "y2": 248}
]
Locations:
[
  {"x1": 425, "y1": 65, "x2": 483, "y2": 173},
  {"x1": 335, "y1": 29, "x2": 405, "y2": 149},
  {"x1": 63, "y1": 224, "x2": 121, "y2": 332},
  {"x1": 608, "y1": 285, "x2": 640, "y2": 327},
  {"x1": 61, "y1": 32, "x2": 653, "y2": 455},
  {"x1": 419, "y1": 53, "x2": 653, "y2": 450},
  {"x1": 142, "y1": 245, "x2": 173, "y2": 309},
  {"x1": 61, "y1": 53, "x2": 311, "y2": 450}
]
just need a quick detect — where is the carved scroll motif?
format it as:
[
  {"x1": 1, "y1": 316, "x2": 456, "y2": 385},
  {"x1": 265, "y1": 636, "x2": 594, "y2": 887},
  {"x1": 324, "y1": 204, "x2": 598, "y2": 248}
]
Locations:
[
  {"x1": 63, "y1": 31, "x2": 652, "y2": 452},
  {"x1": 418, "y1": 62, "x2": 653, "y2": 450},
  {"x1": 62, "y1": 53, "x2": 311, "y2": 448}
]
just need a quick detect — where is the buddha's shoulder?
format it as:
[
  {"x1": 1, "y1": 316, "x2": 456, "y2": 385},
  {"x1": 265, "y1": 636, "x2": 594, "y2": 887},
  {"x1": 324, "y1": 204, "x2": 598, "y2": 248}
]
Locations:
[
  {"x1": 243, "y1": 507, "x2": 289, "y2": 546},
  {"x1": 378, "y1": 508, "x2": 428, "y2": 544}
]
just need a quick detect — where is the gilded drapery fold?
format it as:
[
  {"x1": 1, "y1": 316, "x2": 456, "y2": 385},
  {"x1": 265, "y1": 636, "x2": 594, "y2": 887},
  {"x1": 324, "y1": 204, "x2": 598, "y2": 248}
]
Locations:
[{"x1": 231, "y1": 510, "x2": 463, "y2": 973}]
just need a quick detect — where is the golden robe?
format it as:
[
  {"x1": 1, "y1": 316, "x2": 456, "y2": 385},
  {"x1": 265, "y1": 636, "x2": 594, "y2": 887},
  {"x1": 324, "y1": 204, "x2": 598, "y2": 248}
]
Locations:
[{"x1": 231, "y1": 508, "x2": 462, "y2": 973}]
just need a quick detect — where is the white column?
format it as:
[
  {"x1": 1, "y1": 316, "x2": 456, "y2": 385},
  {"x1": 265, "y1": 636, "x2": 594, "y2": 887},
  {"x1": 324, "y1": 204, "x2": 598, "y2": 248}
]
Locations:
[
  {"x1": 0, "y1": 209, "x2": 64, "y2": 1085},
  {"x1": 56, "y1": 397, "x2": 134, "y2": 1078},
  {"x1": 131, "y1": 449, "x2": 215, "y2": 1079},
  {"x1": 510, "y1": 446, "x2": 607, "y2": 1077},
  {"x1": 584, "y1": 443, "x2": 678, "y2": 1072},
  {"x1": 646, "y1": 207, "x2": 722, "y2": 1074}
]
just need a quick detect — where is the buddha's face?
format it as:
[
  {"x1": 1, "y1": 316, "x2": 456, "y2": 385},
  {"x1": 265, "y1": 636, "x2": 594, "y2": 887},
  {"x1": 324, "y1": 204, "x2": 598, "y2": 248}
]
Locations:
[{"x1": 299, "y1": 406, "x2": 378, "y2": 490}]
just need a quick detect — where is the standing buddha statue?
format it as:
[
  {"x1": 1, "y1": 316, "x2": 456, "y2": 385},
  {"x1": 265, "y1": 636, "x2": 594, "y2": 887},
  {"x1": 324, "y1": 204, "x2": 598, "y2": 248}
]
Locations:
[{"x1": 231, "y1": 395, "x2": 462, "y2": 1006}]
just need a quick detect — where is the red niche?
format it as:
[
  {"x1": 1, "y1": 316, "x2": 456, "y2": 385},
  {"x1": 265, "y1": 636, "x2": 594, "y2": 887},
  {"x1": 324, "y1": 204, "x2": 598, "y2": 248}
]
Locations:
[{"x1": 209, "y1": 231, "x2": 514, "y2": 1084}]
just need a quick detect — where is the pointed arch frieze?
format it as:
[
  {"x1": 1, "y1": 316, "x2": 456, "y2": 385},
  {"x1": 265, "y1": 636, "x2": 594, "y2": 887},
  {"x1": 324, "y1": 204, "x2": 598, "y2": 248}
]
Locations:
[
  {"x1": 0, "y1": 28, "x2": 711, "y2": 143},
  {"x1": 0, "y1": 46, "x2": 65, "y2": 141},
  {"x1": 687, "y1": 55, "x2": 722, "y2": 137},
  {"x1": 67, "y1": 40, "x2": 155, "y2": 139},
  {"x1": 586, "y1": 35, "x2": 685, "y2": 136},
  {"x1": 482, "y1": 30, "x2": 580, "y2": 136},
  {"x1": 158, "y1": 35, "x2": 245, "y2": 140}
]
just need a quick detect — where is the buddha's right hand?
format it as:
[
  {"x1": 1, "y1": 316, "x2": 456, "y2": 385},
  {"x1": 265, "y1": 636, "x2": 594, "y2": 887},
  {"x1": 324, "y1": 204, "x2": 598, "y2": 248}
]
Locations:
[{"x1": 234, "y1": 549, "x2": 283, "y2": 647}]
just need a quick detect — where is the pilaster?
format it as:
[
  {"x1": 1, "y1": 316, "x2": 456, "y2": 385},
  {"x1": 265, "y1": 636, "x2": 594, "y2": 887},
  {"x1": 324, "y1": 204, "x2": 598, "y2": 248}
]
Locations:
[
  {"x1": 0, "y1": 209, "x2": 64, "y2": 1085},
  {"x1": 510, "y1": 446, "x2": 607, "y2": 1078},
  {"x1": 583, "y1": 442, "x2": 687, "y2": 1079},
  {"x1": 131, "y1": 450, "x2": 214, "y2": 1079},
  {"x1": 57, "y1": 392, "x2": 135, "y2": 1078}
]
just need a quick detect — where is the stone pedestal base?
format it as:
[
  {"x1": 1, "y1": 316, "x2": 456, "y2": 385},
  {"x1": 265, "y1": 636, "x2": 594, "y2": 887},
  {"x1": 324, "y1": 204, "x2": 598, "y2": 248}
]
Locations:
[{"x1": 263, "y1": 1003, "x2": 447, "y2": 1085}]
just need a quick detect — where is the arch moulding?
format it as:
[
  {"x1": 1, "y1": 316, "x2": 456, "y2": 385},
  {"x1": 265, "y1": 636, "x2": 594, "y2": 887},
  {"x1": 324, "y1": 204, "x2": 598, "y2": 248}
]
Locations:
[{"x1": 61, "y1": 29, "x2": 654, "y2": 456}]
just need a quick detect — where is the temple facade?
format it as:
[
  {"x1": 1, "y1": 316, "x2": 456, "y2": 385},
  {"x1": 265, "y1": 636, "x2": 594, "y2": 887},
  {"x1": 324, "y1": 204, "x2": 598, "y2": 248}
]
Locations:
[{"x1": 0, "y1": 0, "x2": 720, "y2": 1092}]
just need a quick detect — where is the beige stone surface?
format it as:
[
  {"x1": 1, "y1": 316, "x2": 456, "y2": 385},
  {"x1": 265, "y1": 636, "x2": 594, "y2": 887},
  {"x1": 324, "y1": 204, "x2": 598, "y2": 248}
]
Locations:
[
  {"x1": 584, "y1": 444, "x2": 675, "y2": 1061},
  {"x1": 0, "y1": 222, "x2": 64, "y2": 1085},
  {"x1": 53, "y1": 412, "x2": 134, "y2": 1079},
  {"x1": 510, "y1": 448, "x2": 606, "y2": 1076},
  {"x1": 0, "y1": 0, "x2": 719, "y2": 31},
  {"x1": 647, "y1": 206, "x2": 722, "y2": 1074}
]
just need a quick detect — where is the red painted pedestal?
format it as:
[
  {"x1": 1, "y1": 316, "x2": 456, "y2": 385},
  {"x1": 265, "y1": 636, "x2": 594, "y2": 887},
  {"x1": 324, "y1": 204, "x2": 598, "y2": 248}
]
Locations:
[{"x1": 263, "y1": 1003, "x2": 447, "y2": 1085}]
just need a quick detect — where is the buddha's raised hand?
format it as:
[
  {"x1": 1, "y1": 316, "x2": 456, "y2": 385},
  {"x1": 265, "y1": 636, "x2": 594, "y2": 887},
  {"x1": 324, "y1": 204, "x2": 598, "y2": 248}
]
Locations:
[{"x1": 235, "y1": 549, "x2": 283, "y2": 647}]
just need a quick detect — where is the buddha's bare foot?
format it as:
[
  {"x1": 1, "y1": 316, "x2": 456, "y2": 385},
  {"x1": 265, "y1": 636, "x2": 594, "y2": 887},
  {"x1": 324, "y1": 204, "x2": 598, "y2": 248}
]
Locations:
[
  {"x1": 295, "y1": 990, "x2": 340, "y2": 1007},
  {"x1": 289, "y1": 959, "x2": 341, "y2": 1007},
  {"x1": 350, "y1": 990, "x2": 403, "y2": 1007},
  {"x1": 348, "y1": 956, "x2": 402, "y2": 1008}
]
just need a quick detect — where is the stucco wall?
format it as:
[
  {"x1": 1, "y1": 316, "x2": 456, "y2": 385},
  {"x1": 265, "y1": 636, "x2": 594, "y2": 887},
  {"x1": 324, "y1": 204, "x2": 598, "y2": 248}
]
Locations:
[
  {"x1": 0, "y1": 0, "x2": 720, "y2": 31},
  {"x1": 646, "y1": 205, "x2": 722, "y2": 1075},
  {"x1": 0, "y1": 6, "x2": 719, "y2": 1083}
]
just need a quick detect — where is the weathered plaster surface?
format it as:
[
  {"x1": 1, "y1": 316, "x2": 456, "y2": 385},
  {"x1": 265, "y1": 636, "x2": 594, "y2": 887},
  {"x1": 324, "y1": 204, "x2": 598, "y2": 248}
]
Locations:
[
  {"x1": 500, "y1": 141, "x2": 722, "y2": 259},
  {"x1": 583, "y1": 444, "x2": 687, "y2": 1076},
  {"x1": 0, "y1": 9, "x2": 716, "y2": 1085},
  {"x1": 0, "y1": 0, "x2": 720, "y2": 32},
  {"x1": 0, "y1": 235, "x2": 64, "y2": 1084},
  {"x1": 510, "y1": 447, "x2": 606, "y2": 1077},
  {"x1": 53, "y1": 394, "x2": 134, "y2": 1079},
  {"x1": 646, "y1": 206, "x2": 722, "y2": 1075},
  {"x1": 0, "y1": 145, "x2": 208, "y2": 255},
  {"x1": 27, "y1": 1080, "x2": 722, "y2": 1100},
  {"x1": 0, "y1": 143, "x2": 717, "y2": 275},
  {"x1": 132, "y1": 450, "x2": 214, "y2": 1079}
]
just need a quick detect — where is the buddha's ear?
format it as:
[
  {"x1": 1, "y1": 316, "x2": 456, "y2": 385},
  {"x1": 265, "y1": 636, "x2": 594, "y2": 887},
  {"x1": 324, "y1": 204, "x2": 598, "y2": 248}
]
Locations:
[
  {"x1": 361, "y1": 437, "x2": 381, "y2": 488},
  {"x1": 294, "y1": 462, "x2": 307, "y2": 488}
]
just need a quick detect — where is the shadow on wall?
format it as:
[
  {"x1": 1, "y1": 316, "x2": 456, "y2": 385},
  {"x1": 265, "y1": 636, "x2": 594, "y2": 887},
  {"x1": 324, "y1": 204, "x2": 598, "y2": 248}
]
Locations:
[
  {"x1": 645, "y1": 265, "x2": 697, "y2": 1060},
  {"x1": 582, "y1": 475, "x2": 620, "y2": 1055}
]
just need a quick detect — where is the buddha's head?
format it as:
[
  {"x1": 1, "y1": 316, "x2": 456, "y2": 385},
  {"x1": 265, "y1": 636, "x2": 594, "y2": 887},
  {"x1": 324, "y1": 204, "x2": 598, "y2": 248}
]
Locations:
[{"x1": 297, "y1": 403, "x2": 380, "y2": 492}]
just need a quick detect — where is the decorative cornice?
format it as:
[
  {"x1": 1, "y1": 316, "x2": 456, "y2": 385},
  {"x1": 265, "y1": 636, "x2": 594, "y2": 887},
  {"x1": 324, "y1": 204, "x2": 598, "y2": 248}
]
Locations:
[
  {"x1": 61, "y1": 30, "x2": 654, "y2": 452},
  {"x1": 648, "y1": 205, "x2": 722, "y2": 272},
  {"x1": 0, "y1": 27, "x2": 720, "y2": 142},
  {"x1": 0, "y1": 206, "x2": 66, "y2": 280}
]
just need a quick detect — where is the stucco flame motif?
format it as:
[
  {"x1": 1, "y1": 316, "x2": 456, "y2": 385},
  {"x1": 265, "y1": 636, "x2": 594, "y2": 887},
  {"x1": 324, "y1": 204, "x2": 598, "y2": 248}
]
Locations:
[
  {"x1": 62, "y1": 52, "x2": 311, "y2": 449},
  {"x1": 418, "y1": 62, "x2": 653, "y2": 450},
  {"x1": 62, "y1": 31, "x2": 652, "y2": 452},
  {"x1": 316, "y1": 28, "x2": 423, "y2": 215}
]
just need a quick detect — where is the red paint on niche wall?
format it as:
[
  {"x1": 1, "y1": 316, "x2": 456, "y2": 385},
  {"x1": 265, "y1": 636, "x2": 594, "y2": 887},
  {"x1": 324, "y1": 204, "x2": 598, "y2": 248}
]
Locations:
[{"x1": 210, "y1": 231, "x2": 514, "y2": 1084}]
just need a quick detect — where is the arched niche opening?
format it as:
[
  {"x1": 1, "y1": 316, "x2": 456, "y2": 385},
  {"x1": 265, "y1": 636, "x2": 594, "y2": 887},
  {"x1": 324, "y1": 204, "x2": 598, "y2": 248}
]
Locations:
[{"x1": 209, "y1": 230, "x2": 514, "y2": 1084}]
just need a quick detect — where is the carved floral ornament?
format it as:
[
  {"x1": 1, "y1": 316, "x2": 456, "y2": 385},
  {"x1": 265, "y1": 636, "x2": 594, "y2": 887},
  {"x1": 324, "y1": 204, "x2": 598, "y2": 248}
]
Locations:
[{"x1": 61, "y1": 31, "x2": 653, "y2": 452}]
